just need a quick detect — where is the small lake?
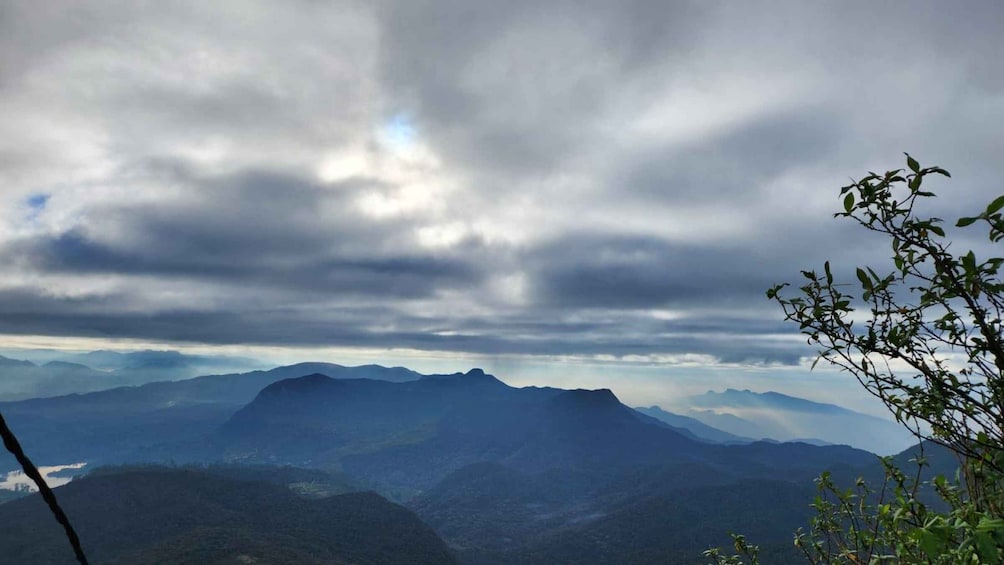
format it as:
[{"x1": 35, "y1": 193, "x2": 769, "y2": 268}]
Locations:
[{"x1": 0, "y1": 462, "x2": 87, "y2": 492}]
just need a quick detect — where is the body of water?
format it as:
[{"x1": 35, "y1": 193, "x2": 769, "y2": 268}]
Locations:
[{"x1": 0, "y1": 462, "x2": 87, "y2": 491}]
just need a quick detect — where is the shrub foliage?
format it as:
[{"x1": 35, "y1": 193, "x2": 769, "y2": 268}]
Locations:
[{"x1": 707, "y1": 156, "x2": 1004, "y2": 564}]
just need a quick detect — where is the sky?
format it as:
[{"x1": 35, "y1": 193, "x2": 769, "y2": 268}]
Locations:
[{"x1": 0, "y1": 1, "x2": 1002, "y2": 413}]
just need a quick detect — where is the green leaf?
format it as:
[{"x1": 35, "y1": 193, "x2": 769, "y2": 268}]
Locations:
[
  {"x1": 928, "y1": 225, "x2": 945, "y2": 237},
  {"x1": 914, "y1": 527, "x2": 946, "y2": 557},
  {"x1": 843, "y1": 192, "x2": 855, "y2": 213},
  {"x1": 856, "y1": 268, "x2": 871, "y2": 290},
  {"x1": 957, "y1": 216, "x2": 980, "y2": 227},
  {"x1": 975, "y1": 531, "x2": 999, "y2": 561},
  {"x1": 976, "y1": 517, "x2": 1004, "y2": 534},
  {"x1": 963, "y1": 251, "x2": 977, "y2": 273},
  {"x1": 906, "y1": 153, "x2": 920, "y2": 173},
  {"x1": 987, "y1": 195, "x2": 1004, "y2": 215},
  {"x1": 824, "y1": 261, "x2": 833, "y2": 285}
]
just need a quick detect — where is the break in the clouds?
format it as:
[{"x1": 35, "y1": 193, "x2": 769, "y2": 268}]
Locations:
[{"x1": 0, "y1": 0, "x2": 1003, "y2": 368}]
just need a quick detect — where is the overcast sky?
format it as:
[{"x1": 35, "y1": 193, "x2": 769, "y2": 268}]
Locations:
[{"x1": 1, "y1": 1, "x2": 1002, "y2": 409}]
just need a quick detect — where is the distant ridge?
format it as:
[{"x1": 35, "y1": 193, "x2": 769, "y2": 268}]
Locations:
[
  {"x1": 691, "y1": 389, "x2": 853, "y2": 414},
  {"x1": 675, "y1": 388, "x2": 917, "y2": 454},
  {"x1": 0, "y1": 362, "x2": 431, "y2": 473},
  {"x1": 0, "y1": 354, "x2": 35, "y2": 368},
  {"x1": 635, "y1": 406, "x2": 754, "y2": 444}
]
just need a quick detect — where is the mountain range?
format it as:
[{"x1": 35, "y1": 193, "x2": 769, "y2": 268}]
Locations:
[
  {"x1": 0, "y1": 362, "x2": 424, "y2": 473},
  {"x1": 658, "y1": 388, "x2": 917, "y2": 454},
  {"x1": 0, "y1": 350, "x2": 265, "y2": 401},
  {"x1": 218, "y1": 371, "x2": 878, "y2": 490},
  {"x1": 0, "y1": 360, "x2": 933, "y2": 563}
]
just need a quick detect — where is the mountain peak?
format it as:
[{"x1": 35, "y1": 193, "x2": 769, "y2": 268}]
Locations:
[
  {"x1": 463, "y1": 368, "x2": 501, "y2": 383},
  {"x1": 547, "y1": 388, "x2": 624, "y2": 416},
  {"x1": 0, "y1": 354, "x2": 36, "y2": 367},
  {"x1": 258, "y1": 372, "x2": 338, "y2": 397},
  {"x1": 420, "y1": 368, "x2": 507, "y2": 387}
]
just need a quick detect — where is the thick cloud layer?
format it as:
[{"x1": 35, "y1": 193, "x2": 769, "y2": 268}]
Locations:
[{"x1": 1, "y1": 0, "x2": 1002, "y2": 369}]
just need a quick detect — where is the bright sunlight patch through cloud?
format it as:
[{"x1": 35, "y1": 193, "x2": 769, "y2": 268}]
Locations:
[{"x1": 379, "y1": 113, "x2": 418, "y2": 152}]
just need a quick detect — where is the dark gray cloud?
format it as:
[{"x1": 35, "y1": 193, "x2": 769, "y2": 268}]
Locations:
[
  {"x1": 619, "y1": 108, "x2": 846, "y2": 205},
  {"x1": 0, "y1": 286, "x2": 803, "y2": 364},
  {"x1": 1, "y1": 166, "x2": 485, "y2": 298},
  {"x1": 377, "y1": 0, "x2": 706, "y2": 176},
  {"x1": 0, "y1": 0, "x2": 1001, "y2": 371},
  {"x1": 525, "y1": 233, "x2": 776, "y2": 308}
]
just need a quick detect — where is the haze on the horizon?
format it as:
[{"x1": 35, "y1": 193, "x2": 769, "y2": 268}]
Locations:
[{"x1": 0, "y1": 1, "x2": 1002, "y2": 409}]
